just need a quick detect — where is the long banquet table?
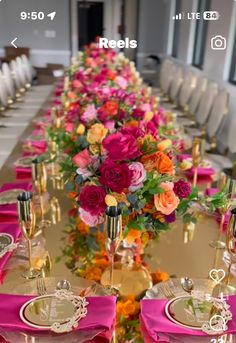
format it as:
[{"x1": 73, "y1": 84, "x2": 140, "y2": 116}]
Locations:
[{"x1": 0, "y1": 86, "x2": 235, "y2": 342}]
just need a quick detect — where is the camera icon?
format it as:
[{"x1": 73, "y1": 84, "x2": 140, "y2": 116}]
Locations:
[{"x1": 211, "y1": 35, "x2": 226, "y2": 50}]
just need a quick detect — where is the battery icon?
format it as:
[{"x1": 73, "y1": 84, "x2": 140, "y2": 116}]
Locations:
[{"x1": 203, "y1": 11, "x2": 220, "y2": 20}]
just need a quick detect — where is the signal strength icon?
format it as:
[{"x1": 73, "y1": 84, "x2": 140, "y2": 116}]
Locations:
[{"x1": 172, "y1": 12, "x2": 184, "y2": 20}]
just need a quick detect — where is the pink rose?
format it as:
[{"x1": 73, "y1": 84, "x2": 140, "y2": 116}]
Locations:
[
  {"x1": 102, "y1": 132, "x2": 141, "y2": 161},
  {"x1": 79, "y1": 185, "x2": 106, "y2": 216},
  {"x1": 81, "y1": 104, "x2": 97, "y2": 123},
  {"x1": 79, "y1": 207, "x2": 104, "y2": 226},
  {"x1": 64, "y1": 122, "x2": 74, "y2": 133},
  {"x1": 115, "y1": 76, "x2": 128, "y2": 89},
  {"x1": 154, "y1": 182, "x2": 180, "y2": 215},
  {"x1": 72, "y1": 149, "x2": 92, "y2": 168},
  {"x1": 104, "y1": 120, "x2": 115, "y2": 131},
  {"x1": 76, "y1": 168, "x2": 92, "y2": 180},
  {"x1": 128, "y1": 162, "x2": 146, "y2": 192}
]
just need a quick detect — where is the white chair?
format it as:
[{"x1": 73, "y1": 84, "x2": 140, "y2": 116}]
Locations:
[
  {"x1": 188, "y1": 76, "x2": 208, "y2": 116},
  {"x1": 16, "y1": 56, "x2": 28, "y2": 88},
  {"x1": 2, "y1": 63, "x2": 16, "y2": 101},
  {"x1": 21, "y1": 54, "x2": 33, "y2": 84},
  {"x1": 0, "y1": 71, "x2": 10, "y2": 108},
  {"x1": 10, "y1": 60, "x2": 24, "y2": 93},
  {"x1": 206, "y1": 89, "x2": 229, "y2": 139},
  {"x1": 169, "y1": 66, "x2": 184, "y2": 103},
  {"x1": 195, "y1": 82, "x2": 218, "y2": 126},
  {"x1": 160, "y1": 60, "x2": 175, "y2": 96},
  {"x1": 178, "y1": 71, "x2": 197, "y2": 110}
]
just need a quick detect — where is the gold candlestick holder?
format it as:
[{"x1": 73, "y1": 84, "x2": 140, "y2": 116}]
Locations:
[{"x1": 17, "y1": 192, "x2": 40, "y2": 279}]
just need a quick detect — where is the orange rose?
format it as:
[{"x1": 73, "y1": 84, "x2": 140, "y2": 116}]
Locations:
[
  {"x1": 87, "y1": 123, "x2": 108, "y2": 144},
  {"x1": 141, "y1": 152, "x2": 159, "y2": 172},
  {"x1": 155, "y1": 151, "x2": 174, "y2": 174},
  {"x1": 103, "y1": 100, "x2": 119, "y2": 117},
  {"x1": 151, "y1": 268, "x2": 169, "y2": 285},
  {"x1": 154, "y1": 182, "x2": 180, "y2": 215},
  {"x1": 126, "y1": 229, "x2": 142, "y2": 244}
]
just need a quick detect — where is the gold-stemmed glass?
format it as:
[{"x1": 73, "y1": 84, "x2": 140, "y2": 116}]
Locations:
[
  {"x1": 218, "y1": 208, "x2": 236, "y2": 295},
  {"x1": 210, "y1": 176, "x2": 236, "y2": 249},
  {"x1": 192, "y1": 138, "x2": 201, "y2": 187},
  {"x1": 105, "y1": 206, "x2": 122, "y2": 287},
  {"x1": 17, "y1": 192, "x2": 40, "y2": 279},
  {"x1": 32, "y1": 159, "x2": 51, "y2": 230}
]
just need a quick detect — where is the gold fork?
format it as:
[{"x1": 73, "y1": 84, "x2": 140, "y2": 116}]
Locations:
[
  {"x1": 160, "y1": 283, "x2": 175, "y2": 300},
  {"x1": 37, "y1": 277, "x2": 47, "y2": 296}
]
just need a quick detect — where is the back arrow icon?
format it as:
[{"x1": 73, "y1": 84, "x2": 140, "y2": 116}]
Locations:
[{"x1": 11, "y1": 38, "x2": 18, "y2": 48}]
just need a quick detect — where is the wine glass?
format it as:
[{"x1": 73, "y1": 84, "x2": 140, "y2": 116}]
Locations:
[
  {"x1": 32, "y1": 159, "x2": 51, "y2": 230},
  {"x1": 17, "y1": 192, "x2": 41, "y2": 279}
]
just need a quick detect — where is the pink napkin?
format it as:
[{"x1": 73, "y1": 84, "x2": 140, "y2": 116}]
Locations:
[
  {"x1": 15, "y1": 167, "x2": 32, "y2": 181},
  {"x1": 141, "y1": 297, "x2": 236, "y2": 342},
  {"x1": 205, "y1": 188, "x2": 218, "y2": 196},
  {"x1": 0, "y1": 182, "x2": 32, "y2": 223},
  {"x1": 0, "y1": 223, "x2": 21, "y2": 283},
  {"x1": 185, "y1": 167, "x2": 215, "y2": 177},
  {"x1": 0, "y1": 294, "x2": 116, "y2": 342}
]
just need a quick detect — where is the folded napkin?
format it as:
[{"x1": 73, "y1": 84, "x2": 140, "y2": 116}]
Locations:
[
  {"x1": 15, "y1": 167, "x2": 32, "y2": 181},
  {"x1": 0, "y1": 223, "x2": 21, "y2": 283},
  {"x1": 185, "y1": 167, "x2": 215, "y2": 177},
  {"x1": 141, "y1": 297, "x2": 236, "y2": 342},
  {"x1": 0, "y1": 182, "x2": 32, "y2": 223},
  {"x1": 0, "y1": 294, "x2": 116, "y2": 342}
]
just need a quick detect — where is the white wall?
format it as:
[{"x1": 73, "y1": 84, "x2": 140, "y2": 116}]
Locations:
[{"x1": 0, "y1": 0, "x2": 71, "y2": 66}]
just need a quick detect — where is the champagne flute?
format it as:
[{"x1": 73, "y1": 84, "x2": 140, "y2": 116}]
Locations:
[
  {"x1": 210, "y1": 176, "x2": 236, "y2": 249},
  {"x1": 105, "y1": 206, "x2": 122, "y2": 286},
  {"x1": 17, "y1": 192, "x2": 40, "y2": 279},
  {"x1": 192, "y1": 138, "x2": 201, "y2": 187},
  {"x1": 218, "y1": 208, "x2": 236, "y2": 295},
  {"x1": 32, "y1": 159, "x2": 51, "y2": 229}
]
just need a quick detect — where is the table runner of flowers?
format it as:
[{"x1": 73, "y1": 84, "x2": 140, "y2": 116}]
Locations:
[{"x1": 45, "y1": 42, "x2": 227, "y2": 342}]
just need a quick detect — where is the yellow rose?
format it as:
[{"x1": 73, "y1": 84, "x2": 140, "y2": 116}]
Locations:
[
  {"x1": 76, "y1": 124, "x2": 85, "y2": 135},
  {"x1": 87, "y1": 123, "x2": 108, "y2": 144},
  {"x1": 144, "y1": 111, "x2": 154, "y2": 122},
  {"x1": 180, "y1": 160, "x2": 192, "y2": 171},
  {"x1": 157, "y1": 139, "x2": 172, "y2": 151},
  {"x1": 105, "y1": 195, "x2": 118, "y2": 207}
]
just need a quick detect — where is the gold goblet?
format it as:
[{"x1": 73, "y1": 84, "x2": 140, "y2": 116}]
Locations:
[
  {"x1": 17, "y1": 192, "x2": 40, "y2": 279},
  {"x1": 32, "y1": 159, "x2": 51, "y2": 230}
]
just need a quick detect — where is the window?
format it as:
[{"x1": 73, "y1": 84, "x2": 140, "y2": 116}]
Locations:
[
  {"x1": 229, "y1": 27, "x2": 236, "y2": 84},
  {"x1": 172, "y1": 0, "x2": 182, "y2": 58},
  {"x1": 192, "y1": 0, "x2": 211, "y2": 68}
]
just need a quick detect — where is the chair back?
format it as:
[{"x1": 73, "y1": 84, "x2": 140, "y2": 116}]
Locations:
[
  {"x1": 188, "y1": 77, "x2": 208, "y2": 116},
  {"x1": 195, "y1": 82, "x2": 218, "y2": 125},
  {"x1": 207, "y1": 89, "x2": 229, "y2": 138}
]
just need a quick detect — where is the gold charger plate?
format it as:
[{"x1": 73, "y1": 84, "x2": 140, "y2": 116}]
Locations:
[
  {"x1": 165, "y1": 295, "x2": 214, "y2": 330},
  {"x1": 20, "y1": 294, "x2": 76, "y2": 329},
  {"x1": 0, "y1": 189, "x2": 26, "y2": 205}
]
